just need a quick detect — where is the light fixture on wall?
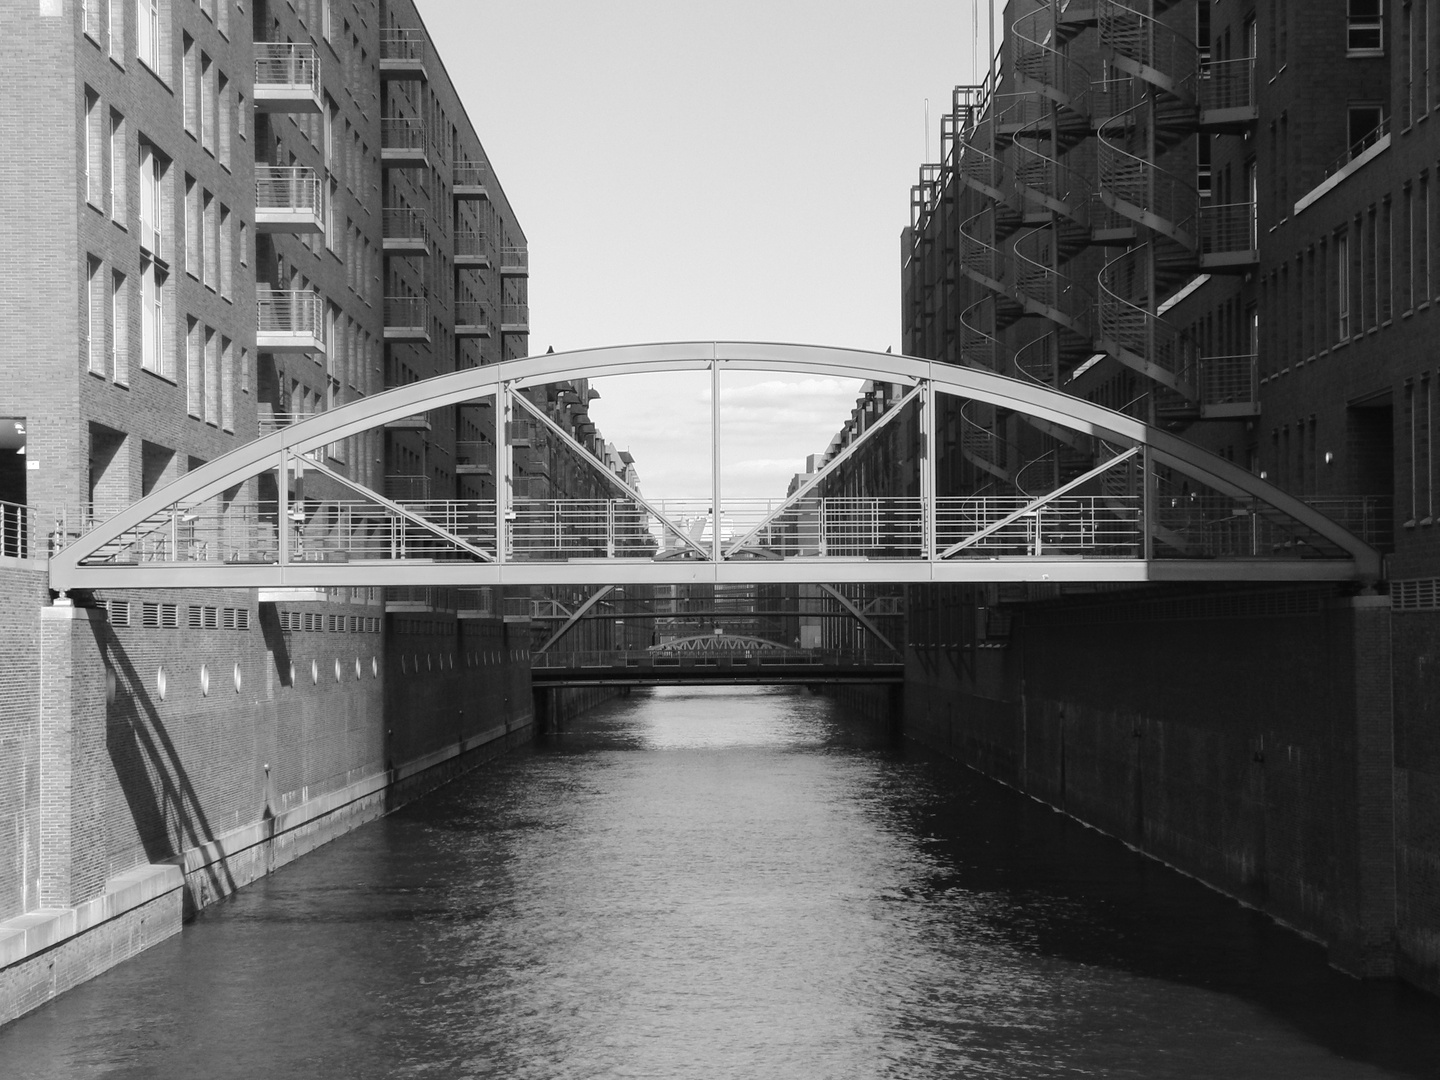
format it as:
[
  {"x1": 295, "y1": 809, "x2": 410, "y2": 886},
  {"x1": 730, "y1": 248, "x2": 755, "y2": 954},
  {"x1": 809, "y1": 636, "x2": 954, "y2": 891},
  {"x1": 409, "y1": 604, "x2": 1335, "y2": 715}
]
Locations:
[{"x1": 1325, "y1": 451, "x2": 1335, "y2": 465}]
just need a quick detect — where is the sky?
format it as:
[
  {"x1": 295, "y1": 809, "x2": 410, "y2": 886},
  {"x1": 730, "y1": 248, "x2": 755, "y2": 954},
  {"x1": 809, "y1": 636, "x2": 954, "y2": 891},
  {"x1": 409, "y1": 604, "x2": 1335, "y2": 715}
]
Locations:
[{"x1": 417, "y1": 0, "x2": 990, "y2": 499}]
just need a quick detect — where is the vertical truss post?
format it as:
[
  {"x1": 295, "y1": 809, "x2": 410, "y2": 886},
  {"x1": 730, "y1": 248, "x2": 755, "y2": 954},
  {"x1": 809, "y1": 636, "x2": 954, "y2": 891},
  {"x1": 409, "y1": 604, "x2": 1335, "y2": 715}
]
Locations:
[
  {"x1": 277, "y1": 447, "x2": 290, "y2": 566},
  {"x1": 1142, "y1": 442, "x2": 1155, "y2": 562},
  {"x1": 921, "y1": 379, "x2": 936, "y2": 558},
  {"x1": 711, "y1": 348, "x2": 722, "y2": 563},
  {"x1": 498, "y1": 384, "x2": 513, "y2": 565}
]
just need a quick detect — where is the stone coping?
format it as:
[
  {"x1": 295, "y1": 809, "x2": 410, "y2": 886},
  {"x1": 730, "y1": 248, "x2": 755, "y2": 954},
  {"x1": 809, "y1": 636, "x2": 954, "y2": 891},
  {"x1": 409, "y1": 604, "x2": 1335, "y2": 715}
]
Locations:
[{"x1": 0, "y1": 863, "x2": 184, "y2": 970}]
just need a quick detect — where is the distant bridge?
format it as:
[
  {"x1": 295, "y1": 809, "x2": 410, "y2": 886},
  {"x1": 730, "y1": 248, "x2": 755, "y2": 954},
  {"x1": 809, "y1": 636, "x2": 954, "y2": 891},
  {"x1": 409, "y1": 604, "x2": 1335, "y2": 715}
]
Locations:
[
  {"x1": 530, "y1": 644, "x2": 905, "y2": 688},
  {"x1": 48, "y1": 342, "x2": 1383, "y2": 591}
]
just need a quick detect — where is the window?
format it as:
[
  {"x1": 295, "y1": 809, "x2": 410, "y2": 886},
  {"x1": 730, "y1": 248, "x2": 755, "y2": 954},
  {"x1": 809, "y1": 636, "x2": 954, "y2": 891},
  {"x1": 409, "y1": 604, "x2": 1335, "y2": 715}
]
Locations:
[
  {"x1": 203, "y1": 190, "x2": 217, "y2": 289},
  {"x1": 137, "y1": 0, "x2": 162, "y2": 73},
  {"x1": 218, "y1": 72, "x2": 231, "y2": 169},
  {"x1": 109, "y1": 110, "x2": 126, "y2": 223},
  {"x1": 1350, "y1": 0, "x2": 1385, "y2": 53},
  {"x1": 1404, "y1": 1, "x2": 1416, "y2": 126},
  {"x1": 186, "y1": 317, "x2": 201, "y2": 416},
  {"x1": 204, "y1": 326, "x2": 219, "y2": 424},
  {"x1": 84, "y1": 0, "x2": 104, "y2": 43},
  {"x1": 184, "y1": 174, "x2": 199, "y2": 277},
  {"x1": 112, "y1": 270, "x2": 129, "y2": 385},
  {"x1": 109, "y1": 0, "x2": 123, "y2": 61},
  {"x1": 86, "y1": 256, "x2": 104, "y2": 374},
  {"x1": 201, "y1": 52, "x2": 214, "y2": 155},
  {"x1": 183, "y1": 35, "x2": 197, "y2": 134},
  {"x1": 138, "y1": 140, "x2": 166, "y2": 259},
  {"x1": 221, "y1": 336, "x2": 234, "y2": 431},
  {"x1": 85, "y1": 88, "x2": 101, "y2": 207},
  {"x1": 1349, "y1": 104, "x2": 1386, "y2": 156},
  {"x1": 1337, "y1": 232, "x2": 1352, "y2": 339},
  {"x1": 141, "y1": 256, "x2": 170, "y2": 377},
  {"x1": 219, "y1": 204, "x2": 232, "y2": 298},
  {"x1": 1381, "y1": 199, "x2": 1394, "y2": 323},
  {"x1": 240, "y1": 345, "x2": 250, "y2": 394},
  {"x1": 239, "y1": 220, "x2": 248, "y2": 267}
]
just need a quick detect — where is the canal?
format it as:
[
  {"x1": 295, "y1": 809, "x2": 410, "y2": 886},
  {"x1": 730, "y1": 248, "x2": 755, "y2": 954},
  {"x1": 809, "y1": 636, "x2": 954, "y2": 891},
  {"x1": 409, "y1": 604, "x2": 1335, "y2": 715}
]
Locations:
[{"x1": 2, "y1": 685, "x2": 1438, "y2": 1078}]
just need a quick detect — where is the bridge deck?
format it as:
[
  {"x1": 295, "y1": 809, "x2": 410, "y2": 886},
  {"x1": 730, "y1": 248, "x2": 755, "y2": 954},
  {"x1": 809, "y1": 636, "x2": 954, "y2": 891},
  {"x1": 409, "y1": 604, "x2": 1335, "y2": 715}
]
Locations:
[{"x1": 531, "y1": 651, "x2": 904, "y2": 687}]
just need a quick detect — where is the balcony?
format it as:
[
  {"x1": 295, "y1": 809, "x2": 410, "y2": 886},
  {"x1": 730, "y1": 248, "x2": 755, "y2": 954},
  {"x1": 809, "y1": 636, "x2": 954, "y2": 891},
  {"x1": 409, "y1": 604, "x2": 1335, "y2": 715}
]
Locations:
[
  {"x1": 499, "y1": 247, "x2": 529, "y2": 276},
  {"x1": 255, "y1": 166, "x2": 324, "y2": 234},
  {"x1": 457, "y1": 586, "x2": 496, "y2": 619},
  {"x1": 501, "y1": 303, "x2": 529, "y2": 333},
  {"x1": 256, "y1": 289, "x2": 325, "y2": 353},
  {"x1": 454, "y1": 230, "x2": 490, "y2": 268},
  {"x1": 455, "y1": 440, "x2": 495, "y2": 475},
  {"x1": 1198, "y1": 353, "x2": 1259, "y2": 418},
  {"x1": 1198, "y1": 57, "x2": 1258, "y2": 131},
  {"x1": 454, "y1": 162, "x2": 488, "y2": 200},
  {"x1": 379, "y1": 29, "x2": 427, "y2": 80},
  {"x1": 254, "y1": 43, "x2": 322, "y2": 113},
  {"x1": 383, "y1": 207, "x2": 430, "y2": 255},
  {"x1": 455, "y1": 300, "x2": 491, "y2": 337},
  {"x1": 384, "y1": 296, "x2": 430, "y2": 343},
  {"x1": 381, "y1": 117, "x2": 429, "y2": 168},
  {"x1": 1198, "y1": 201, "x2": 1258, "y2": 271}
]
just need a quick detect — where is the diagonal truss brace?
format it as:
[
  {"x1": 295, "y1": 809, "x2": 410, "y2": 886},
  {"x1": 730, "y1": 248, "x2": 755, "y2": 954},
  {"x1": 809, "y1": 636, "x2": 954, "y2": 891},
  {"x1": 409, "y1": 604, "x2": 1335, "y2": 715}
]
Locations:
[
  {"x1": 509, "y1": 390, "x2": 712, "y2": 560},
  {"x1": 939, "y1": 446, "x2": 1141, "y2": 558},
  {"x1": 724, "y1": 382, "x2": 925, "y2": 557},
  {"x1": 299, "y1": 455, "x2": 496, "y2": 562},
  {"x1": 820, "y1": 584, "x2": 901, "y2": 656},
  {"x1": 535, "y1": 585, "x2": 615, "y2": 654}
]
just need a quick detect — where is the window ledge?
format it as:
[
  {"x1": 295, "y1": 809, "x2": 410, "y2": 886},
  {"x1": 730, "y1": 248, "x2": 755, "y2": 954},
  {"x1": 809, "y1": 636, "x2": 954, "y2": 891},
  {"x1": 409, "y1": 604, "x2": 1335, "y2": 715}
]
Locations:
[
  {"x1": 142, "y1": 366, "x2": 177, "y2": 386},
  {"x1": 1346, "y1": 49, "x2": 1386, "y2": 59}
]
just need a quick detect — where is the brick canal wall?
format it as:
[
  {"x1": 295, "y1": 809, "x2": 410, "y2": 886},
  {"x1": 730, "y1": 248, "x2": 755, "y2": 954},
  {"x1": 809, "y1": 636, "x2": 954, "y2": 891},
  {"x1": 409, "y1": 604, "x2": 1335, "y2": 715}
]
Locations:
[
  {"x1": 905, "y1": 585, "x2": 1438, "y2": 994},
  {"x1": 0, "y1": 588, "x2": 537, "y2": 1026}
]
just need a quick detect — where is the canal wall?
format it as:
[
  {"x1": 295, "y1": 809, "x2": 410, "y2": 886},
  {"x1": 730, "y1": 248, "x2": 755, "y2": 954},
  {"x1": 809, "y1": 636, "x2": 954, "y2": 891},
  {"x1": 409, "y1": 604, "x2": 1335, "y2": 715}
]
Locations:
[
  {"x1": 0, "y1": 585, "x2": 536, "y2": 1026},
  {"x1": 905, "y1": 584, "x2": 1438, "y2": 994}
]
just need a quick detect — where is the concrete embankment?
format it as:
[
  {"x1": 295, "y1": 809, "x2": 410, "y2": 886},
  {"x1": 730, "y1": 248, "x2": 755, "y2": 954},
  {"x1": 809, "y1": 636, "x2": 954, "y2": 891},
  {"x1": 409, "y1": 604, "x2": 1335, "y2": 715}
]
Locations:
[{"x1": 0, "y1": 572, "x2": 538, "y2": 1026}]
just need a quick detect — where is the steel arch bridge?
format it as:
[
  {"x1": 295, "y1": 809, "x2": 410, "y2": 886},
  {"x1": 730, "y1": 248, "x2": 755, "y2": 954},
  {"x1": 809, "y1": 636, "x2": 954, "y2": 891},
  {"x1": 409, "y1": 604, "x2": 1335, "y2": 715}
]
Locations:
[{"x1": 48, "y1": 341, "x2": 1382, "y2": 592}]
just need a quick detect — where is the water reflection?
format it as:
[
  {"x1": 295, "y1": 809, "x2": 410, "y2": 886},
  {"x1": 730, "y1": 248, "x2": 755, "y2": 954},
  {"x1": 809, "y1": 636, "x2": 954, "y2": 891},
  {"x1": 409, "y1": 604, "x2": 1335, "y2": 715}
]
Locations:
[{"x1": 1, "y1": 685, "x2": 1436, "y2": 1079}]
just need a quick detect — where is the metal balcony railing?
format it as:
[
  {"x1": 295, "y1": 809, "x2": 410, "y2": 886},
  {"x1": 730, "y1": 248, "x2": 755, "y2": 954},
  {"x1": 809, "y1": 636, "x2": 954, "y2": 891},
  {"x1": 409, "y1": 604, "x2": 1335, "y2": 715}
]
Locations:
[
  {"x1": 383, "y1": 206, "x2": 429, "y2": 244},
  {"x1": 256, "y1": 166, "x2": 322, "y2": 215},
  {"x1": 1317, "y1": 115, "x2": 1391, "y2": 188},
  {"x1": 384, "y1": 295, "x2": 428, "y2": 329},
  {"x1": 455, "y1": 440, "x2": 496, "y2": 471},
  {"x1": 254, "y1": 42, "x2": 320, "y2": 95},
  {"x1": 1199, "y1": 201, "x2": 1257, "y2": 255},
  {"x1": 502, "y1": 303, "x2": 529, "y2": 328},
  {"x1": 380, "y1": 28, "x2": 425, "y2": 63},
  {"x1": 456, "y1": 587, "x2": 495, "y2": 615},
  {"x1": 454, "y1": 230, "x2": 490, "y2": 260},
  {"x1": 1198, "y1": 56, "x2": 1255, "y2": 114},
  {"x1": 384, "y1": 475, "x2": 431, "y2": 501},
  {"x1": 381, "y1": 117, "x2": 427, "y2": 153},
  {"x1": 500, "y1": 247, "x2": 528, "y2": 273},
  {"x1": 454, "y1": 162, "x2": 487, "y2": 188},
  {"x1": 1, "y1": 500, "x2": 36, "y2": 560},
  {"x1": 1305, "y1": 496, "x2": 1393, "y2": 548},
  {"x1": 1199, "y1": 353, "x2": 1258, "y2": 408},
  {"x1": 257, "y1": 289, "x2": 323, "y2": 337},
  {"x1": 454, "y1": 300, "x2": 491, "y2": 329}
]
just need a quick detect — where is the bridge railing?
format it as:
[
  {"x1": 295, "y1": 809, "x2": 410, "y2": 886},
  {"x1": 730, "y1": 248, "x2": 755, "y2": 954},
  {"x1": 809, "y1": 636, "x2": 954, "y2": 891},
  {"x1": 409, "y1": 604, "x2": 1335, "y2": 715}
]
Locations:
[
  {"x1": 1, "y1": 500, "x2": 36, "y2": 559},
  {"x1": 531, "y1": 647, "x2": 901, "y2": 670}
]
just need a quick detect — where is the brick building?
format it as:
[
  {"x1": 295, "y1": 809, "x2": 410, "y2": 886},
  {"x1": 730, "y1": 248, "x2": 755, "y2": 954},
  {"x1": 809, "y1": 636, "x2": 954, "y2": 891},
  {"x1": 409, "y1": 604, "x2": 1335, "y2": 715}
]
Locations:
[{"x1": 880, "y1": 0, "x2": 1440, "y2": 992}]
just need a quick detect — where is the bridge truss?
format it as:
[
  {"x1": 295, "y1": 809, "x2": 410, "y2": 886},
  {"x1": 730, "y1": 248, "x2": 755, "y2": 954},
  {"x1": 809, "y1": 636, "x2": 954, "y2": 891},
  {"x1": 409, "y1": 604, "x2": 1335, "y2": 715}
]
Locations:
[{"x1": 48, "y1": 342, "x2": 1382, "y2": 592}]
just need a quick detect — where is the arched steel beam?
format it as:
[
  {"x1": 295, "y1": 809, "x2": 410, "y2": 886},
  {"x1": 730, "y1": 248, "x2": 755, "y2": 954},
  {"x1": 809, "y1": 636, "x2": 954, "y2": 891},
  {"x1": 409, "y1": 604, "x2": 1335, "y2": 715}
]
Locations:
[{"x1": 48, "y1": 341, "x2": 1383, "y2": 587}]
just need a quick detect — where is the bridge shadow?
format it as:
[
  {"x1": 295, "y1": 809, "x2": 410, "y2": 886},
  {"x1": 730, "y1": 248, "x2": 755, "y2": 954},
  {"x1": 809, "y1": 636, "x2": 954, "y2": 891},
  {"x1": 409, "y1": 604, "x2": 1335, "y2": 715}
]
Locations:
[{"x1": 92, "y1": 618, "x2": 238, "y2": 914}]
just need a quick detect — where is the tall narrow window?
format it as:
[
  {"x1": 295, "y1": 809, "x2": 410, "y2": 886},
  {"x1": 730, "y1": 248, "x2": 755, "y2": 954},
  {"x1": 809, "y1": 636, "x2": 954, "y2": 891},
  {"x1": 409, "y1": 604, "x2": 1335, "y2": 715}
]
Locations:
[
  {"x1": 221, "y1": 337, "x2": 234, "y2": 431},
  {"x1": 200, "y1": 52, "x2": 214, "y2": 155},
  {"x1": 1404, "y1": 2, "x2": 1415, "y2": 127},
  {"x1": 240, "y1": 346, "x2": 250, "y2": 394},
  {"x1": 1381, "y1": 199, "x2": 1394, "y2": 322},
  {"x1": 1337, "y1": 232, "x2": 1352, "y2": 339},
  {"x1": 186, "y1": 317, "x2": 202, "y2": 417},
  {"x1": 111, "y1": 270, "x2": 129, "y2": 385},
  {"x1": 141, "y1": 256, "x2": 168, "y2": 376},
  {"x1": 184, "y1": 175, "x2": 199, "y2": 277},
  {"x1": 108, "y1": 109, "x2": 126, "y2": 222},
  {"x1": 85, "y1": 88, "x2": 102, "y2": 207},
  {"x1": 87, "y1": 256, "x2": 105, "y2": 374},
  {"x1": 84, "y1": 0, "x2": 104, "y2": 42},
  {"x1": 109, "y1": 0, "x2": 124, "y2": 61},
  {"x1": 182, "y1": 35, "x2": 197, "y2": 135},
  {"x1": 1405, "y1": 185, "x2": 1416, "y2": 311},
  {"x1": 204, "y1": 327, "x2": 219, "y2": 425},
  {"x1": 137, "y1": 0, "x2": 161, "y2": 73},
  {"x1": 217, "y1": 71, "x2": 231, "y2": 169},
  {"x1": 138, "y1": 140, "x2": 166, "y2": 259},
  {"x1": 219, "y1": 204, "x2": 233, "y2": 298},
  {"x1": 1407, "y1": 381, "x2": 1418, "y2": 525},
  {"x1": 1349, "y1": 0, "x2": 1385, "y2": 53},
  {"x1": 203, "y1": 190, "x2": 217, "y2": 289}
]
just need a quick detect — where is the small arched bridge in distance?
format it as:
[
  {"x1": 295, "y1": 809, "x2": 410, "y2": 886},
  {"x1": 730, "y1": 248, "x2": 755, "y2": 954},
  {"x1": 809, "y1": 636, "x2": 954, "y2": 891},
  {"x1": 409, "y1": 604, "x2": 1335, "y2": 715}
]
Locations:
[
  {"x1": 48, "y1": 341, "x2": 1384, "y2": 594},
  {"x1": 530, "y1": 633, "x2": 906, "y2": 688}
]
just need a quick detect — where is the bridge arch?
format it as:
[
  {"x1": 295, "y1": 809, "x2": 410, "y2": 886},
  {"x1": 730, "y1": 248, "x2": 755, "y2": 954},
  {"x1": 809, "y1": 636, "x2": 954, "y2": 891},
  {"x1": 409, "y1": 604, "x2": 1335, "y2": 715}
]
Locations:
[{"x1": 48, "y1": 341, "x2": 1382, "y2": 589}]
